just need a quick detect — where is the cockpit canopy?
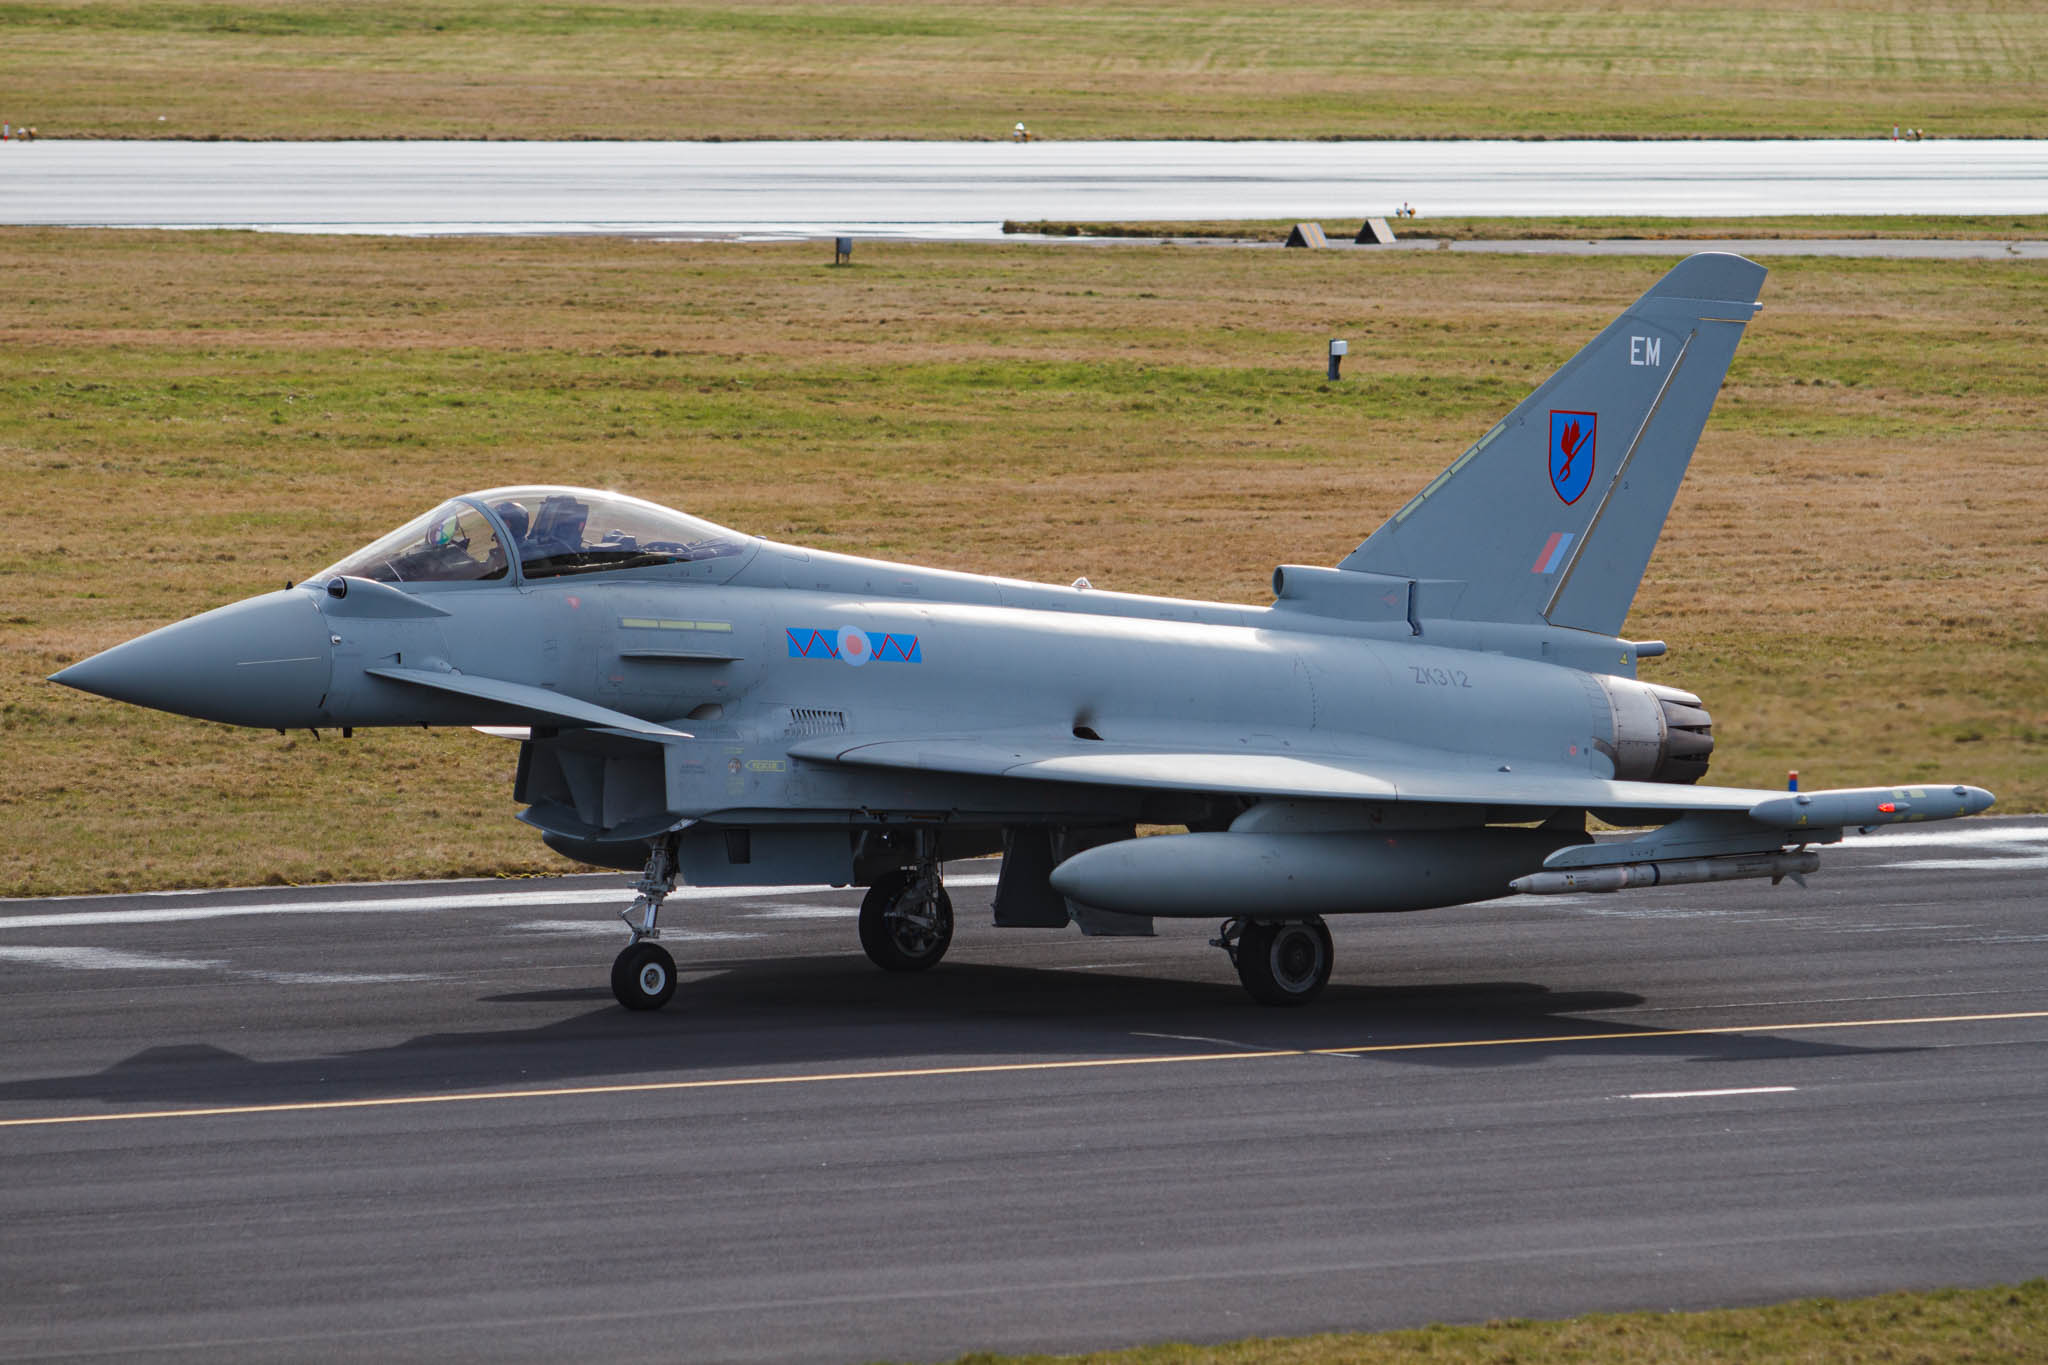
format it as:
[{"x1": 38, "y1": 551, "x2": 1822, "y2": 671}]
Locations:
[
  {"x1": 478, "y1": 486, "x2": 750, "y2": 580},
  {"x1": 314, "y1": 486, "x2": 750, "y2": 586}
]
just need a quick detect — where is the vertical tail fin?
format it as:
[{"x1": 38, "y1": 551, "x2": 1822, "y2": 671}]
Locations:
[{"x1": 1340, "y1": 253, "x2": 1766, "y2": 636}]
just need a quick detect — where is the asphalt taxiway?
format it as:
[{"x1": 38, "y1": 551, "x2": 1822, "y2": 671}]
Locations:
[{"x1": 2, "y1": 819, "x2": 2044, "y2": 1362}]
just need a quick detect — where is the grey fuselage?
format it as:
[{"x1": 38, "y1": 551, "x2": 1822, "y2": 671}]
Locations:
[{"x1": 125, "y1": 533, "x2": 1663, "y2": 851}]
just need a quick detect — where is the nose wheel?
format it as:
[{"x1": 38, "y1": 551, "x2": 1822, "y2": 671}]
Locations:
[
  {"x1": 1217, "y1": 916, "x2": 1334, "y2": 1006},
  {"x1": 612, "y1": 941, "x2": 677, "y2": 1011}
]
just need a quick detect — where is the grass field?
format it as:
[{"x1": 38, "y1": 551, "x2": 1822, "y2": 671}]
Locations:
[
  {"x1": 4, "y1": 0, "x2": 2046, "y2": 141},
  {"x1": 1, "y1": 230, "x2": 2042, "y2": 896},
  {"x1": 928, "y1": 1280, "x2": 2048, "y2": 1363}
]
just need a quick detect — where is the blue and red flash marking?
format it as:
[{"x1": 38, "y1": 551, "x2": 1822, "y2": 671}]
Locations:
[
  {"x1": 787, "y1": 627, "x2": 922, "y2": 664},
  {"x1": 1531, "y1": 531, "x2": 1575, "y2": 575}
]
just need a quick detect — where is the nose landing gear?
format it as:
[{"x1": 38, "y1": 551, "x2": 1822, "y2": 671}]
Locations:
[
  {"x1": 612, "y1": 834, "x2": 682, "y2": 1011},
  {"x1": 1213, "y1": 916, "x2": 1334, "y2": 1006}
]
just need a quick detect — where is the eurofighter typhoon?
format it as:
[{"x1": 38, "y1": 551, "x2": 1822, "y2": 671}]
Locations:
[{"x1": 53, "y1": 254, "x2": 1993, "y2": 1010}]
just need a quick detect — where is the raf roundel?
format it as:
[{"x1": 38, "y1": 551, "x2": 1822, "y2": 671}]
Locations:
[{"x1": 836, "y1": 624, "x2": 871, "y2": 668}]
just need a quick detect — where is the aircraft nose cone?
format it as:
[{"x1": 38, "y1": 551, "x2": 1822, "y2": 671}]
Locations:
[{"x1": 51, "y1": 590, "x2": 332, "y2": 729}]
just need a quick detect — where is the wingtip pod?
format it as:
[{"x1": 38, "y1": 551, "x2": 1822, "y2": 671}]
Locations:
[{"x1": 1748, "y1": 784, "x2": 1996, "y2": 830}]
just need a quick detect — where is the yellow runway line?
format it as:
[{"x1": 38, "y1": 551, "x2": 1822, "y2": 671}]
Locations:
[{"x1": 2, "y1": 1008, "x2": 2042, "y2": 1131}]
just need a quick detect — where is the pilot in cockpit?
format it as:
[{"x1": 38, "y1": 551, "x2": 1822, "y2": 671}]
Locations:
[{"x1": 490, "y1": 500, "x2": 531, "y2": 549}]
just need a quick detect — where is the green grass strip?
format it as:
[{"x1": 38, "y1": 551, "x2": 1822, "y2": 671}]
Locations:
[{"x1": 914, "y1": 1280, "x2": 2048, "y2": 1363}]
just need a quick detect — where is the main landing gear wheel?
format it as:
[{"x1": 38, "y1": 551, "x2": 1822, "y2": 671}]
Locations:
[
  {"x1": 1234, "y1": 917, "x2": 1334, "y2": 1007},
  {"x1": 859, "y1": 868, "x2": 954, "y2": 972},
  {"x1": 612, "y1": 941, "x2": 677, "y2": 1011}
]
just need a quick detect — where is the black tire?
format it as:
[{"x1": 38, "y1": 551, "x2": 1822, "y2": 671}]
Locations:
[
  {"x1": 858, "y1": 869, "x2": 954, "y2": 972},
  {"x1": 611, "y1": 941, "x2": 677, "y2": 1011},
  {"x1": 1236, "y1": 917, "x2": 1334, "y2": 1007}
]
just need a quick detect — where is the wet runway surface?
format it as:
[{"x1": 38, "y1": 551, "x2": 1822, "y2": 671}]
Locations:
[
  {"x1": 2, "y1": 819, "x2": 2045, "y2": 1362},
  {"x1": 7, "y1": 138, "x2": 2044, "y2": 237}
]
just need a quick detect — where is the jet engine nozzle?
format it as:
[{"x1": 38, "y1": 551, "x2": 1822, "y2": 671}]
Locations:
[
  {"x1": 50, "y1": 589, "x2": 333, "y2": 730},
  {"x1": 1593, "y1": 676, "x2": 1714, "y2": 784}
]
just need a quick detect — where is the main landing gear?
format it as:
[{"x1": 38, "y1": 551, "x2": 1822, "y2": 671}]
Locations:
[
  {"x1": 1213, "y1": 916, "x2": 1334, "y2": 1006},
  {"x1": 858, "y1": 860, "x2": 953, "y2": 973},
  {"x1": 612, "y1": 836, "x2": 680, "y2": 1011},
  {"x1": 605, "y1": 833, "x2": 955, "y2": 1011}
]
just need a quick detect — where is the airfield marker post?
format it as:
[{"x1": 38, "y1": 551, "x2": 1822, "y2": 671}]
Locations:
[{"x1": 1328, "y1": 339, "x2": 1348, "y2": 381}]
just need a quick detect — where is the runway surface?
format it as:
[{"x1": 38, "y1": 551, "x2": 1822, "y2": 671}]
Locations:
[
  {"x1": 2, "y1": 818, "x2": 2045, "y2": 1362},
  {"x1": 1126, "y1": 235, "x2": 2048, "y2": 260},
  {"x1": 6, "y1": 138, "x2": 2045, "y2": 237},
  {"x1": 1401, "y1": 235, "x2": 2048, "y2": 259}
]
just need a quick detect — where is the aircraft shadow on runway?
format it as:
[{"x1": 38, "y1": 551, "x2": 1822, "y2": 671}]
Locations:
[{"x1": 0, "y1": 958, "x2": 1922, "y2": 1110}]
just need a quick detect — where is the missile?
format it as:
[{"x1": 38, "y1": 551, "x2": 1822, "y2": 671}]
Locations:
[{"x1": 1509, "y1": 850, "x2": 1820, "y2": 896}]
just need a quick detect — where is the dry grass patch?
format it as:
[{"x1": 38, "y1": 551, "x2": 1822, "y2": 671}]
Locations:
[
  {"x1": 926, "y1": 1280, "x2": 2048, "y2": 1363},
  {"x1": 1, "y1": 231, "x2": 2041, "y2": 894},
  {"x1": 2, "y1": 1, "x2": 2045, "y2": 140}
]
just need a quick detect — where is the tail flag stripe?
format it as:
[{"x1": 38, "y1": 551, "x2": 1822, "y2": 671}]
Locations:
[{"x1": 1531, "y1": 532, "x2": 1573, "y2": 575}]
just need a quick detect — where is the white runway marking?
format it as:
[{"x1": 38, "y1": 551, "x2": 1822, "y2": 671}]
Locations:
[
  {"x1": 511, "y1": 920, "x2": 764, "y2": 942},
  {"x1": 0, "y1": 946, "x2": 227, "y2": 972},
  {"x1": 1626, "y1": 1086, "x2": 1798, "y2": 1100},
  {"x1": 0, "y1": 875, "x2": 997, "y2": 933},
  {"x1": 245, "y1": 970, "x2": 441, "y2": 985},
  {"x1": 0, "y1": 947, "x2": 442, "y2": 984},
  {"x1": 0, "y1": 886, "x2": 758, "y2": 930},
  {"x1": 1560, "y1": 905, "x2": 1737, "y2": 920},
  {"x1": 1885, "y1": 854, "x2": 2048, "y2": 872},
  {"x1": 1675, "y1": 989, "x2": 2014, "y2": 1012},
  {"x1": 1857, "y1": 824, "x2": 2048, "y2": 870},
  {"x1": 1854, "y1": 824, "x2": 2048, "y2": 848}
]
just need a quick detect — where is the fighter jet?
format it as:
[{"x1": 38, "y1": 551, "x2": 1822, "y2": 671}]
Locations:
[{"x1": 53, "y1": 253, "x2": 1993, "y2": 1011}]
